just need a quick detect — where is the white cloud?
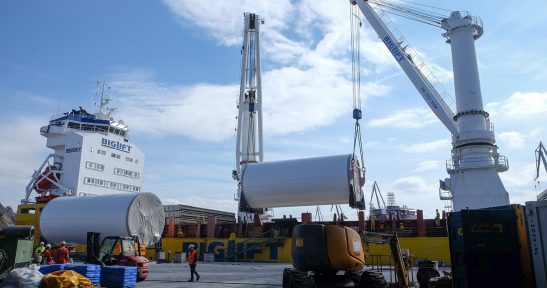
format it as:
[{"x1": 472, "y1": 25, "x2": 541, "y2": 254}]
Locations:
[
  {"x1": 500, "y1": 163, "x2": 540, "y2": 204},
  {"x1": 487, "y1": 91, "x2": 547, "y2": 118},
  {"x1": 362, "y1": 82, "x2": 392, "y2": 99},
  {"x1": 0, "y1": 117, "x2": 50, "y2": 208},
  {"x1": 262, "y1": 66, "x2": 352, "y2": 135},
  {"x1": 161, "y1": 0, "x2": 294, "y2": 46},
  {"x1": 391, "y1": 176, "x2": 434, "y2": 194},
  {"x1": 108, "y1": 63, "x2": 355, "y2": 140},
  {"x1": 110, "y1": 73, "x2": 238, "y2": 142},
  {"x1": 414, "y1": 160, "x2": 440, "y2": 172},
  {"x1": 368, "y1": 108, "x2": 438, "y2": 129},
  {"x1": 497, "y1": 131, "x2": 525, "y2": 149},
  {"x1": 404, "y1": 139, "x2": 450, "y2": 153}
]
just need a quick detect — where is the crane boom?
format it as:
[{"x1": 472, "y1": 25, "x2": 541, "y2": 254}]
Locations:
[
  {"x1": 352, "y1": 0, "x2": 510, "y2": 211},
  {"x1": 353, "y1": 0, "x2": 458, "y2": 136},
  {"x1": 233, "y1": 13, "x2": 268, "y2": 223}
]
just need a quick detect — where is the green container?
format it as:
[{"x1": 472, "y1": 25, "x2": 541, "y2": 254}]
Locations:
[
  {"x1": 448, "y1": 206, "x2": 521, "y2": 288},
  {"x1": 0, "y1": 238, "x2": 34, "y2": 279}
]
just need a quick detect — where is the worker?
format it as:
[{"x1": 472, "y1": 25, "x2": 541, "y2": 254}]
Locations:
[
  {"x1": 42, "y1": 244, "x2": 54, "y2": 265},
  {"x1": 55, "y1": 241, "x2": 70, "y2": 264},
  {"x1": 187, "y1": 244, "x2": 200, "y2": 282},
  {"x1": 33, "y1": 241, "x2": 45, "y2": 264},
  {"x1": 370, "y1": 214, "x2": 376, "y2": 231},
  {"x1": 399, "y1": 221, "x2": 404, "y2": 231},
  {"x1": 35, "y1": 241, "x2": 45, "y2": 256},
  {"x1": 435, "y1": 209, "x2": 441, "y2": 226}
]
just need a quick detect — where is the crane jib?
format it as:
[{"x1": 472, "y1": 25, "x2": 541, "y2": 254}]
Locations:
[
  {"x1": 420, "y1": 87, "x2": 439, "y2": 110},
  {"x1": 382, "y1": 36, "x2": 404, "y2": 62}
]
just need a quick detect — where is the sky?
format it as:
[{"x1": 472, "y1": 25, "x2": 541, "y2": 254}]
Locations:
[{"x1": 1, "y1": 0, "x2": 546, "y2": 220}]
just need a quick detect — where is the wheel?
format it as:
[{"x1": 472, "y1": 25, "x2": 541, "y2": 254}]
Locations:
[
  {"x1": 347, "y1": 269, "x2": 363, "y2": 286},
  {"x1": 417, "y1": 267, "x2": 440, "y2": 287},
  {"x1": 283, "y1": 268, "x2": 294, "y2": 288},
  {"x1": 428, "y1": 276, "x2": 452, "y2": 288},
  {"x1": 291, "y1": 269, "x2": 316, "y2": 288},
  {"x1": 361, "y1": 270, "x2": 387, "y2": 288}
]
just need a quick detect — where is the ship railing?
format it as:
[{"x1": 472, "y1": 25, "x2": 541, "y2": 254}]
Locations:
[{"x1": 446, "y1": 155, "x2": 508, "y2": 172}]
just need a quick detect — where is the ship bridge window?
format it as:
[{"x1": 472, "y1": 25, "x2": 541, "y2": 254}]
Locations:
[
  {"x1": 81, "y1": 124, "x2": 94, "y2": 131},
  {"x1": 68, "y1": 122, "x2": 81, "y2": 130},
  {"x1": 96, "y1": 125, "x2": 108, "y2": 132},
  {"x1": 120, "y1": 131, "x2": 126, "y2": 137}
]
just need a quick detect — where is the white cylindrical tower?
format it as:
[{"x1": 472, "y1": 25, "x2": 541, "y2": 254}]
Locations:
[
  {"x1": 40, "y1": 193, "x2": 165, "y2": 246},
  {"x1": 441, "y1": 11, "x2": 509, "y2": 211}
]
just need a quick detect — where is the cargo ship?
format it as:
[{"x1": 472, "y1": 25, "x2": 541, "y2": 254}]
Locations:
[{"x1": 16, "y1": 83, "x2": 146, "y2": 244}]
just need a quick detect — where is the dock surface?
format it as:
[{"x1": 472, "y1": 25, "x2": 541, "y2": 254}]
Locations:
[{"x1": 140, "y1": 262, "x2": 289, "y2": 287}]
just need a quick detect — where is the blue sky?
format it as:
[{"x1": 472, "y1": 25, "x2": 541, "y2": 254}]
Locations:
[{"x1": 1, "y1": 0, "x2": 546, "y2": 220}]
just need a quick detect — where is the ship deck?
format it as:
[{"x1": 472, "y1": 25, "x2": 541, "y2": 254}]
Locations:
[{"x1": 137, "y1": 262, "x2": 451, "y2": 287}]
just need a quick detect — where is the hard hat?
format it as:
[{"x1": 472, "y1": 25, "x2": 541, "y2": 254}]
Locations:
[
  {"x1": 40, "y1": 242, "x2": 45, "y2": 245},
  {"x1": 46, "y1": 244, "x2": 52, "y2": 249},
  {"x1": 189, "y1": 244, "x2": 195, "y2": 249},
  {"x1": 60, "y1": 241, "x2": 66, "y2": 245}
]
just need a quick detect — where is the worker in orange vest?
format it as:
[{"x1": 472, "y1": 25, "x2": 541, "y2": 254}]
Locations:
[
  {"x1": 55, "y1": 241, "x2": 70, "y2": 264},
  {"x1": 42, "y1": 244, "x2": 54, "y2": 265},
  {"x1": 187, "y1": 244, "x2": 200, "y2": 282}
]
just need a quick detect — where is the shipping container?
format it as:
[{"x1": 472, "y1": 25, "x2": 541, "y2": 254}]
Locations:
[
  {"x1": 525, "y1": 201, "x2": 547, "y2": 287},
  {"x1": 448, "y1": 206, "x2": 526, "y2": 288}
]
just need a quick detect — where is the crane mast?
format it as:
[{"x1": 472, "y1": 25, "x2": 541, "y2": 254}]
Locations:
[
  {"x1": 352, "y1": 0, "x2": 510, "y2": 211},
  {"x1": 536, "y1": 142, "x2": 547, "y2": 181},
  {"x1": 233, "y1": 13, "x2": 268, "y2": 223}
]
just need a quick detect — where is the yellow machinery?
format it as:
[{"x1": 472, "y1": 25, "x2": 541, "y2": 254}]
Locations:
[
  {"x1": 15, "y1": 203, "x2": 46, "y2": 247},
  {"x1": 283, "y1": 224, "x2": 408, "y2": 288}
]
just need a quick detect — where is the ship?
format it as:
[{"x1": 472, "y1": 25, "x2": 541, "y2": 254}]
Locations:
[
  {"x1": 22, "y1": 82, "x2": 144, "y2": 204},
  {"x1": 368, "y1": 181, "x2": 417, "y2": 221},
  {"x1": 16, "y1": 83, "x2": 146, "y2": 242}
]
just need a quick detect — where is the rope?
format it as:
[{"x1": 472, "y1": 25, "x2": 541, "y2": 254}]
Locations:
[
  {"x1": 368, "y1": 0, "x2": 448, "y2": 28},
  {"x1": 350, "y1": 3, "x2": 366, "y2": 206}
]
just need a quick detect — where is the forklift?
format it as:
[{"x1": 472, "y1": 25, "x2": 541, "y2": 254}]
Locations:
[{"x1": 86, "y1": 232, "x2": 150, "y2": 281}]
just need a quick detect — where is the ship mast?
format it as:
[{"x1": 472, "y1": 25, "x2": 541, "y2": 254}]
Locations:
[{"x1": 96, "y1": 81, "x2": 116, "y2": 118}]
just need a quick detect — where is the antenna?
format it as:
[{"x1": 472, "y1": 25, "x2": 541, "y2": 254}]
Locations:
[{"x1": 96, "y1": 81, "x2": 115, "y2": 116}]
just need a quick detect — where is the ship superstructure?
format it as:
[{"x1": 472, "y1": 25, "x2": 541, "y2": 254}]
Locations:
[
  {"x1": 369, "y1": 182, "x2": 417, "y2": 221},
  {"x1": 22, "y1": 83, "x2": 144, "y2": 203}
]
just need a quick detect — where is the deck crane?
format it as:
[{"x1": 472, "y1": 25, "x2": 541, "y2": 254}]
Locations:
[
  {"x1": 232, "y1": 13, "x2": 271, "y2": 223},
  {"x1": 369, "y1": 181, "x2": 386, "y2": 212},
  {"x1": 352, "y1": 0, "x2": 510, "y2": 211},
  {"x1": 535, "y1": 141, "x2": 547, "y2": 200},
  {"x1": 535, "y1": 141, "x2": 547, "y2": 181}
]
